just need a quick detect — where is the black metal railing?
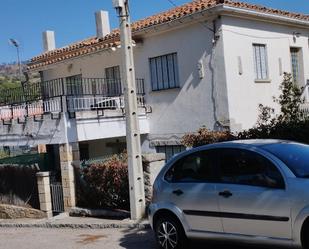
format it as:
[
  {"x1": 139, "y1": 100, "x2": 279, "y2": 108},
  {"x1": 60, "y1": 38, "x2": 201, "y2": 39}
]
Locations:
[
  {"x1": 66, "y1": 78, "x2": 123, "y2": 97},
  {"x1": 0, "y1": 78, "x2": 145, "y2": 106},
  {"x1": 0, "y1": 77, "x2": 146, "y2": 119}
]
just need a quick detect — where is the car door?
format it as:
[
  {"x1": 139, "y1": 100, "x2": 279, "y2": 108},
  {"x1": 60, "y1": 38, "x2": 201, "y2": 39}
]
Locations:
[
  {"x1": 215, "y1": 148, "x2": 292, "y2": 239},
  {"x1": 164, "y1": 149, "x2": 223, "y2": 233}
]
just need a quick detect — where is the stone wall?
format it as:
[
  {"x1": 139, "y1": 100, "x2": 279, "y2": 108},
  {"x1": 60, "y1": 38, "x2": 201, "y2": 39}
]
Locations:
[
  {"x1": 59, "y1": 142, "x2": 80, "y2": 212},
  {"x1": 36, "y1": 172, "x2": 52, "y2": 218},
  {"x1": 0, "y1": 204, "x2": 46, "y2": 219},
  {"x1": 142, "y1": 153, "x2": 166, "y2": 205}
]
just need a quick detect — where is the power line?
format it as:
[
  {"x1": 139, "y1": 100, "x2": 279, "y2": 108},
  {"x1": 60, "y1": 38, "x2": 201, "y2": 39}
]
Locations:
[
  {"x1": 166, "y1": 0, "x2": 177, "y2": 7},
  {"x1": 164, "y1": 0, "x2": 215, "y2": 33}
]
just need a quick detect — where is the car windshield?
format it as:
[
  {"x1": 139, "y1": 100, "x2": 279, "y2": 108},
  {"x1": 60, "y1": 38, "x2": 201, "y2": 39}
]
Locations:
[{"x1": 262, "y1": 143, "x2": 309, "y2": 178}]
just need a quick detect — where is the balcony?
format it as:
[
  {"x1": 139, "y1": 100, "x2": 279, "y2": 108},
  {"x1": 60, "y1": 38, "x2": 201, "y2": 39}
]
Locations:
[{"x1": 0, "y1": 78, "x2": 147, "y2": 122}]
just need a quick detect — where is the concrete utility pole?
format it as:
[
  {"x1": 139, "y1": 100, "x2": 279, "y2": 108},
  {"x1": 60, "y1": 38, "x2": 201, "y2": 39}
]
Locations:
[{"x1": 112, "y1": 0, "x2": 146, "y2": 220}]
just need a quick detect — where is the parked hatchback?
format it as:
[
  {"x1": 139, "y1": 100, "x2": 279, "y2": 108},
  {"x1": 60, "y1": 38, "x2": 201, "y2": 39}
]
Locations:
[{"x1": 149, "y1": 140, "x2": 309, "y2": 249}]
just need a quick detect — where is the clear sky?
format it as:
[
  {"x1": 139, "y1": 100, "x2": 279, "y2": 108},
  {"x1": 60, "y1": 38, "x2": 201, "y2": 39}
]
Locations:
[{"x1": 1, "y1": 0, "x2": 308, "y2": 64}]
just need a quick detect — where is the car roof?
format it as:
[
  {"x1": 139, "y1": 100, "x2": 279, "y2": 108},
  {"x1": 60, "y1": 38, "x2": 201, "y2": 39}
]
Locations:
[
  {"x1": 168, "y1": 139, "x2": 302, "y2": 163},
  {"x1": 220, "y1": 139, "x2": 295, "y2": 147},
  {"x1": 189, "y1": 139, "x2": 299, "y2": 152}
]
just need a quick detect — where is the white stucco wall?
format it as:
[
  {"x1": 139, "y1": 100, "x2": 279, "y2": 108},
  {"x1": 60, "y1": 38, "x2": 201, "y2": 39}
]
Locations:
[
  {"x1": 0, "y1": 114, "x2": 67, "y2": 146},
  {"x1": 42, "y1": 49, "x2": 122, "y2": 80},
  {"x1": 76, "y1": 115, "x2": 149, "y2": 142},
  {"x1": 87, "y1": 137, "x2": 126, "y2": 158},
  {"x1": 221, "y1": 16, "x2": 309, "y2": 131},
  {"x1": 41, "y1": 19, "x2": 229, "y2": 146},
  {"x1": 134, "y1": 20, "x2": 229, "y2": 143}
]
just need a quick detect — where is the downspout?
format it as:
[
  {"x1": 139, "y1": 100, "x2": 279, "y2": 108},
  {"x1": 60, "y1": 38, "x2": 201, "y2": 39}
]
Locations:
[{"x1": 209, "y1": 18, "x2": 221, "y2": 130}]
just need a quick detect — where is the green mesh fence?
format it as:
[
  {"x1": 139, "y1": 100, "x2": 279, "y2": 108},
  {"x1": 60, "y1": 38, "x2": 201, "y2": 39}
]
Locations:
[{"x1": 0, "y1": 153, "x2": 51, "y2": 171}]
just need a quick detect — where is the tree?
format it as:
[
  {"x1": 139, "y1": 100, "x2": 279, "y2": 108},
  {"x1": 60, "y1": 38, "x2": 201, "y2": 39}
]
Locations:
[
  {"x1": 276, "y1": 73, "x2": 304, "y2": 123},
  {"x1": 238, "y1": 73, "x2": 308, "y2": 141}
]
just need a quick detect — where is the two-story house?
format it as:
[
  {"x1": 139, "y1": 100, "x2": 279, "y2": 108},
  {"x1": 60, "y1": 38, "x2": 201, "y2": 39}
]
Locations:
[{"x1": 0, "y1": 0, "x2": 308, "y2": 211}]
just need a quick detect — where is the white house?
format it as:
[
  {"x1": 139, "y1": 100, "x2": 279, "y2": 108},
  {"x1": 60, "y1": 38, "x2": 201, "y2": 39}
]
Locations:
[{"x1": 0, "y1": 0, "x2": 308, "y2": 210}]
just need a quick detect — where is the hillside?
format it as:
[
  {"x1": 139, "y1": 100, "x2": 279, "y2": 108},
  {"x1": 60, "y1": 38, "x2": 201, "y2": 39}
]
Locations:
[{"x1": 0, "y1": 63, "x2": 40, "y2": 91}]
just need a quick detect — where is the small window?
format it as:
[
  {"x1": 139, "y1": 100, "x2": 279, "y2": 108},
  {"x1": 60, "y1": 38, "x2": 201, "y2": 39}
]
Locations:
[
  {"x1": 165, "y1": 150, "x2": 217, "y2": 183},
  {"x1": 290, "y1": 48, "x2": 301, "y2": 84},
  {"x1": 253, "y1": 44, "x2": 269, "y2": 80},
  {"x1": 149, "y1": 53, "x2": 180, "y2": 91},
  {"x1": 218, "y1": 149, "x2": 284, "y2": 189},
  {"x1": 105, "y1": 66, "x2": 121, "y2": 96},
  {"x1": 156, "y1": 145, "x2": 185, "y2": 162}
]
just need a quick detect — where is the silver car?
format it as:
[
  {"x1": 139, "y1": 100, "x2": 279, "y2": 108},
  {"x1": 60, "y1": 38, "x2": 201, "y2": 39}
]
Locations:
[{"x1": 149, "y1": 140, "x2": 309, "y2": 249}]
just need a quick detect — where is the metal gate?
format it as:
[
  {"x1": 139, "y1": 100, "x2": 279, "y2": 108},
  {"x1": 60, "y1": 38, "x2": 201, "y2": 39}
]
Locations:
[{"x1": 50, "y1": 182, "x2": 64, "y2": 213}]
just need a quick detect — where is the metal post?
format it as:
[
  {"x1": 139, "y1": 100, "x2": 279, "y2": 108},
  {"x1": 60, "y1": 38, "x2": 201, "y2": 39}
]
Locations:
[
  {"x1": 9, "y1": 38, "x2": 23, "y2": 87},
  {"x1": 113, "y1": 0, "x2": 146, "y2": 220},
  {"x1": 16, "y1": 46, "x2": 22, "y2": 83}
]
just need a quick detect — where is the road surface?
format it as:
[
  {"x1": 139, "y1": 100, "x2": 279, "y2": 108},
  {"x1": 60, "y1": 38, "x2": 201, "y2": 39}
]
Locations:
[{"x1": 0, "y1": 227, "x2": 293, "y2": 249}]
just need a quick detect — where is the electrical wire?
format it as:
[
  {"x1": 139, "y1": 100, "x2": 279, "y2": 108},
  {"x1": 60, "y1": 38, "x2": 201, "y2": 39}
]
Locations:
[
  {"x1": 223, "y1": 28, "x2": 291, "y2": 40},
  {"x1": 164, "y1": 0, "x2": 215, "y2": 33},
  {"x1": 166, "y1": 0, "x2": 178, "y2": 7}
]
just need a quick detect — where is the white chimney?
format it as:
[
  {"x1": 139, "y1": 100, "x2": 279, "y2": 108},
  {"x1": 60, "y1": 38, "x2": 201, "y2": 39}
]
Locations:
[
  {"x1": 95, "y1": 10, "x2": 111, "y2": 39},
  {"x1": 42, "y1": 30, "x2": 56, "y2": 52}
]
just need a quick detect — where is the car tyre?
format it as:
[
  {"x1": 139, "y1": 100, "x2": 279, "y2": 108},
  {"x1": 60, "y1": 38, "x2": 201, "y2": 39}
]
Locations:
[
  {"x1": 154, "y1": 216, "x2": 187, "y2": 249},
  {"x1": 303, "y1": 223, "x2": 309, "y2": 249}
]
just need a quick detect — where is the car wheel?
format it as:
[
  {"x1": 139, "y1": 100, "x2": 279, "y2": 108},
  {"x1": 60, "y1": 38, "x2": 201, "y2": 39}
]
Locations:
[
  {"x1": 154, "y1": 216, "x2": 187, "y2": 249},
  {"x1": 303, "y1": 223, "x2": 309, "y2": 249}
]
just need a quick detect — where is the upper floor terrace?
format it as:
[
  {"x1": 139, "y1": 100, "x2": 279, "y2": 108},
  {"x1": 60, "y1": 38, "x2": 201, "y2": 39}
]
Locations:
[{"x1": 0, "y1": 77, "x2": 148, "y2": 123}]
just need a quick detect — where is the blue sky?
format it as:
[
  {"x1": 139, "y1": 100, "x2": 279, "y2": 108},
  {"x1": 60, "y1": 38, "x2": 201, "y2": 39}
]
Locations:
[{"x1": 1, "y1": 0, "x2": 308, "y2": 63}]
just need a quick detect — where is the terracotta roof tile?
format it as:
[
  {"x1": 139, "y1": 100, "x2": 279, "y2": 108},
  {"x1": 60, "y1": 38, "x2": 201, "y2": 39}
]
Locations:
[{"x1": 27, "y1": 0, "x2": 309, "y2": 70}]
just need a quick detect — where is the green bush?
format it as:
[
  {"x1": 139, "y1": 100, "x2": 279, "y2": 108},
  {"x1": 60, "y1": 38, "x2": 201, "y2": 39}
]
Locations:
[
  {"x1": 238, "y1": 120, "x2": 309, "y2": 143},
  {"x1": 76, "y1": 153, "x2": 130, "y2": 211}
]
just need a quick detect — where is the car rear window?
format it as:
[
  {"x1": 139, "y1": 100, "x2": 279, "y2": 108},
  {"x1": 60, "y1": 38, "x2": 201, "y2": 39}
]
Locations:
[{"x1": 262, "y1": 143, "x2": 309, "y2": 178}]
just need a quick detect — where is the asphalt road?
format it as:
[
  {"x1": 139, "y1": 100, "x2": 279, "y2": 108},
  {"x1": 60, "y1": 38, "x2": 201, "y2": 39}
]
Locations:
[{"x1": 0, "y1": 227, "x2": 294, "y2": 249}]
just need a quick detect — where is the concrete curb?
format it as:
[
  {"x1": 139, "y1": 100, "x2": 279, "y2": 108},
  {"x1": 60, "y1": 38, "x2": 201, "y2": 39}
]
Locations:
[{"x1": 0, "y1": 222, "x2": 151, "y2": 230}]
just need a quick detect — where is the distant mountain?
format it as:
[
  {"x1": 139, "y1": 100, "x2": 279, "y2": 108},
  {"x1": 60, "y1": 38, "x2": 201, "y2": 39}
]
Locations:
[
  {"x1": 0, "y1": 62, "x2": 40, "y2": 90},
  {"x1": 0, "y1": 62, "x2": 26, "y2": 81}
]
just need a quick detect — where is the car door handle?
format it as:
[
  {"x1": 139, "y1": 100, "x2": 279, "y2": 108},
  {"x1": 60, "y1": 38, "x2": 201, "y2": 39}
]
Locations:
[
  {"x1": 219, "y1": 190, "x2": 233, "y2": 198},
  {"x1": 172, "y1": 189, "x2": 184, "y2": 196}
]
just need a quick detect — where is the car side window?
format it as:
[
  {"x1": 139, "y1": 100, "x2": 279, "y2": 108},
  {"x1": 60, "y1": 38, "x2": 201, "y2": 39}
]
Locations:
[
  {"x1": 165, "y1": 150, "x2": 217, "y2": 183},
  {"x1": 218, "y1": 149, "x2": 285, "y2": 189}
]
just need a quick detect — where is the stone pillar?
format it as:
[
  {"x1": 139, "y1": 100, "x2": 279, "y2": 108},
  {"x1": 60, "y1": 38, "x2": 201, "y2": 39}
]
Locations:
[
  {"x1": 59, "y1": 142, "x2": 80, "y2": 212},
  {"x1": 142, "y1": 153, "x2": 166, "y2": 206},
  {"x1": 36, "y1": 172, "x2": 52, "y2": 218}
]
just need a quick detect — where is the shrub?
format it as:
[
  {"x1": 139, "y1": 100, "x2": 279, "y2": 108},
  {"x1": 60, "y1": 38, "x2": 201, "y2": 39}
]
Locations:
[
  {"x1": 238, "y1": 119, "x2": 309, "y2": 144},
  {"x1": 77, "y1": 153, "x2": 130, "y2": 211},
  {"x1": 181, "y1": 127, "x2": 236, "y2": 148}
]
